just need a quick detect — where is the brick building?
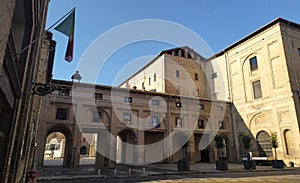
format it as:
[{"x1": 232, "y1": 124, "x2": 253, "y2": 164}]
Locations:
[{"x1": 0, "y1": 0, "x2": 53, "y2": 182}]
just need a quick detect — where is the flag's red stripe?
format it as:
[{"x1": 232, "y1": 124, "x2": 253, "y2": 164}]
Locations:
[{"x1": 65, "y1": 34, "x2": 74, "y2": 62}]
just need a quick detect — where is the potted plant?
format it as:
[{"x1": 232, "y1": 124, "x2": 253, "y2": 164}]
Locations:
[
  {"x1": 241, "y1": 133, "x2": 255, "y2": 170},
  {"x1": 270, "y1": 132, "x2": 285, "y2": 168},
  {"x1": 214, "y1": 134, "x2": 228, "y2": 170}
]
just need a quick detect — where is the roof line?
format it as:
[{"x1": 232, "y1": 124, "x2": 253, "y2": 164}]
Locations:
[{"x1": 209, "y1": 17, "x2": 300, "y2": 59}]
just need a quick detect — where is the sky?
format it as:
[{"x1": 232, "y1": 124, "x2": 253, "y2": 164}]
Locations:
[{"x1": 46, "y1": 0, "x2": 300, "y2": 86}]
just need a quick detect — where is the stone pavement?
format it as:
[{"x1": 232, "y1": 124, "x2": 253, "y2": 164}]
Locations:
[{"x1": 37, "y1": 163, "x2": 297, "y2": 181}]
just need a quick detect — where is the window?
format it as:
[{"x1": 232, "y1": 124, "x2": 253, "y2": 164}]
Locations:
[
  {"x1": 59, "y1": 89, "x2": 70, "y2": 96},
  {"x1": 200, "y1": 104, "x2": 204, "y2": 110},
  {"x1": 198, "y1": 119, "x2": 205, "y2": 129},
  {"x1": 56, "y1": 108, "x2": 68, "y2": 120},
  {"x1": 151, "y1": 116, "x2": 160, "y2": 128},
  {"x1": 92, "y1": 111, "x2": 101, "y2": 122},
  {"x1": 218, "y1": 106, "x2": 225, "y2": 111},
  {"x1": 94, "y1": 93, "x2": 103, "y2": 100},
  {"x1": 154, "y1": 73, "x2": 156, "y2": 82},
  {"x1": 124, "y1": 96, "x2": 132, "y2": 103},
  {"x1": 123, "y1": 114, "x2": 131, "y2": 125},
  {"x1": 174, "y1": 50, "x2": 179, "y2": 56},
  {"x1": 194, "y1": 73, "x2": 198, "y2": 80},
  {"x1": 211, "y1": 72, "x2": 217, "y2": 79},
  {"x1": 253, "y1": 80, "x2": 262, "y2": 99},
  {"x1": 196, "y1": 89, "x2": 200, "y2": 97},
  {"x1": 250, "y1": 56, "x2": 258, "y2": 71},
  {"x1": 176, "y1": 118, "x2": 183, "y2": 128},
  {"x1": 298, "y1": 48, "x2": 300, "y2": 56},
  {"x1": 219, "y1": 120, "x2": 225, "y2": 129},
  {"x1": 142, "y1": 82, "x2": 145, "y2": 89},
  {"x1": 176, "y1": 70, "x2": 180, "y2": 77},
  {"x1": 149, "y1": 77, "x2": 151, "y2": 85},
  {"x1": 181, "y1": 50, "x2": 185, "y2": 57},
  {"x1": 151, "y1": 100, "x2": 160, "y2": 106}
]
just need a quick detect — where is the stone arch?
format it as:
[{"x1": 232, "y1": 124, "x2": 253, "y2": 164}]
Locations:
[
  {"x1": 283, "y1": 129, "x2": 297, "y2": 156},
  {"x1": 96, "y1": 107, "x2": 111, "y2": 126},
  {"x1": 249, "y1": 112, "x2": 273, "y2": 133},
  {"x1": 45, "y1": 124, "x2": 74, "y2": 167},
  {"x1": 256, "y1": 131, "x2": 273, "y2": 157},
  {"x1": 116, "y1": 128, "x2": 138, "y2": 164}
]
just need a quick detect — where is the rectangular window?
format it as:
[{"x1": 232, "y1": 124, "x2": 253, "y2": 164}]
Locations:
[
  {"x1": 194, "y1": 73, "x2": 198, "y2": 80},
  {"x1": 211, "y1": 72, "x2": 217, "y2": 79},
  {"x1": 124, "y1": 96, "x2": 132, "y2": 103},
  {"x1": 176, "y1": 118, "x2": 183, "y2": 128},
  {"x1": 94, "y1": 93, "x2": 103, "y2": 100},
  {"x1": 149, "y1": 77, "x2": 151, "y2": 85},
  {"x1": 253, "y1": 80, "x2": 262, "y2": 99},
  {"x1": 181, "y1": 50, "x2": 185, "y2": 57},
  {"x1": 151, "y1": 100, "x2": 160, "y2": 106},
  {"x1": 56, "y1": 108, "x2": 68, "y2": 120},
  {"x1": 176, "y1": 70, "x2": 180, "y2": 77},
  {"x1": 151, "y1": 116, "x2": 160, "y2": 128},
  {"x1": 154, "y1": 73, "x2": 156, "y2": 82},
  {"x1": 59, "y1": 89, "x2": 70, "y2": 96},
  {"x1": 298, "y1": 48, "x2": 300, "y2": 56},
  {"x1": 123, "y1": 114, "x2": 131, "y2": 125},
  {"x1": 250, "y1": 56, "x2": 258, "y2": 71},
  {"x1": 198, "y1": 119, "x2": 205, "y2": 129},
  {"x1": 219, "y1": 120, "x2": 224, "y2": 129},
  {"x1": 92, "y1": 111, "x2": 101, "y2": 122},
  {"x1": 174, "y1": 50, "x2": 179, "y2": 56},
  {"x1": 218, "y1": 106, "x2": 225, "y2": 111},
  {"x1": 200, "y1": 104, "x2": 204, "y2": 110},
  {"x1": 142, "y1": 82, "x2": 145, "y2": 89}
]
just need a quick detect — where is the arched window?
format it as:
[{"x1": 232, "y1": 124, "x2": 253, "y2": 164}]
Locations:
[
  {"x1": 284, "y1": 129, "x2": 296, "y2": 156},
  {"x1": 256, "y1": 131, "x2": 273, "y2": 157},
  {"x1": 80, "y1": 146, "x2": 87, "y2": 155}
]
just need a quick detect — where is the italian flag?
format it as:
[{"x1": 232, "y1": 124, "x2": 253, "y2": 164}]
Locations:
[{"x1": 54, "y1": 10, "x2": 75, "y2": 62}]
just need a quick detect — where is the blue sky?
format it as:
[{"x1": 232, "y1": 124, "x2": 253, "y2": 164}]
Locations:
[{"x1": 46, "y1": 0, "x2": 300, "y2": 86}]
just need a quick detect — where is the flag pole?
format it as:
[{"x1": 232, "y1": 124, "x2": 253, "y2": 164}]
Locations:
[{"x1": 13, "y1": 7, "x2": 76, "y2": 59}]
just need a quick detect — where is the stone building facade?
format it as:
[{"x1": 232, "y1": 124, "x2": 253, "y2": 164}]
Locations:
[
  {"x1": 119, "y1": 46, "x2": 208, "y2": 98},
  {"x1": 35, "y1": 79, "x2": 234, "y2": 168},
  {"x1": 210, "y1": 18, "x2": 300, "y2": 166},
  {"x1": 119, "y1": 18, "x2": 300, "y2": 166},
  {"x1": 0, "y1": 0, "x2": 53, "y2": 182}
]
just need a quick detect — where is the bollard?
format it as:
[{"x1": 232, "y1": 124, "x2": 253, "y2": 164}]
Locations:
[
  {"x1": 98, "y1": 169, "x2": 101, "y2": 175},
  {"x1": 128, "y1": 168, "x2": 131, "y2": 175},
  {"x1": 114, "y1": 168, "x2": 117, "y2": 175}
]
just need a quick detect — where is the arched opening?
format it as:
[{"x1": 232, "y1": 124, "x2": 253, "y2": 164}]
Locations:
[
  {"x1": 43, "y1": 132, "x2": 66, "y2": 166},
  {"x1": 256, "y1": 131, "x2": 273, "y2": 157},
  {"x1": 80, "y1": 146, "x2": 87, "y2": 155},
  {"x1": 116, "y1": 129, "x2": 136, "y2": 164},
  {"x1": 80, "y1": 133, "x2": 97, "y2": 165},
  {"x1": 41, "y1": 125, "x2": 73, "y2": 167},
  {"x1": 284, "y1": 129, "x2": 297, "y2": 156}
]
